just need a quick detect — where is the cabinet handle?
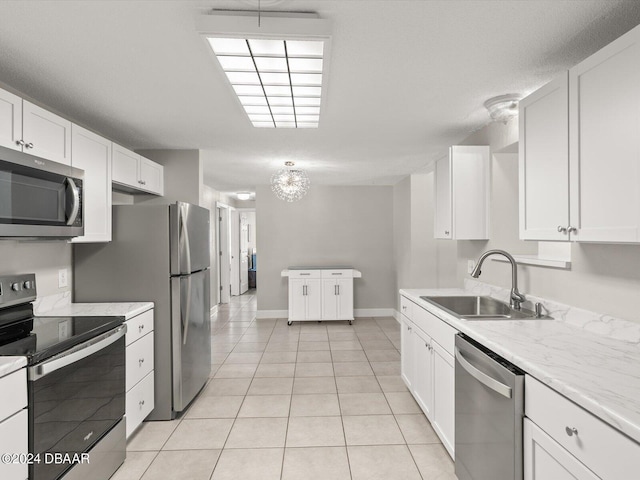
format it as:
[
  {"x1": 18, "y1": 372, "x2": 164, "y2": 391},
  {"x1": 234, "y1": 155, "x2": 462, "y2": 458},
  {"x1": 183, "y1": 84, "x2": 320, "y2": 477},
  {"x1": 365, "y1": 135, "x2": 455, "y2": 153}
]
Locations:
[
  {"x1": 15, "y1": 139, "x2": 25, "y2": 146},
  {"x1": 565, "y1": 426, "x2": 578, "y2": 437},
  {"x1": 139, "y1": 400, "x2": 145, "y2": 408},
  {"x1": 139, "y1": 324, "x2": 145, "y2": 333},
  {"x1": 142, "y1": 180, "x2": 147, "y2": 185},
  {"x1": 444, "y1": 230, "x2": 450, "y2": 235},
  {"x1": 334, "y1": 285, "x2": 337, "y2": 295},
  {"x1": 557, "y1": 226, "x2": 567, "y2": 234},
  {"x1": 25, "y1": 142, "x2": 34, "y2": 149},
  {"x1": 139, "y1": 358, "x2": 145, "y2": 366},
  {"x1": 303, "y1": 285, "x2": 307, "y2": 296},
  {"x1": 337, "y1": 285, "x2": 340, "y2": 295},
  {"x1": 567, "y1": 226, "x2": 577, "y2": 234},
  {"x1": 402, "y1": 305, "x2": 407, "y2": 311}
]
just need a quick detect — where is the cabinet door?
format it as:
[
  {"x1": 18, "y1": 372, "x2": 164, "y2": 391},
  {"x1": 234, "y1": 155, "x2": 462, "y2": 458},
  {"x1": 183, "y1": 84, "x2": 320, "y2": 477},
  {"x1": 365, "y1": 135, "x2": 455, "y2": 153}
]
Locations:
[
  {"x1": 305, "y1": 279, "x2": 322, "y2": 320},
  {"x1": 22, "y1": 100, "x2": 72, "y2": 165},
  {"x1": 336, "y1": 278, "x2": 353, "y2": 319},
  {"x1": 400, "y1": 318, "x2": 414, "y2": 390},
  {"x1": 140, "y1": 156, "x2": 164, "y2": 195},
  {"x1": 412, "y1": 327, "x2": 433, "y2": 420},
  {"x1": 0, "y1": 409, "x2": 28, "y2": 480},
  {"x1": 322, "y1": 279, "x2": 338, "y2": 320},
  {"x1": 112, "y1": 143, "x2": 140, "y2": 188},
  {"x1": 434, "y1": 154, "x2": 452, "y2": 239},
  {"x1": 71, "y1": 125, "x2": 112, "y2": 243},
  {"x1": 433, "y1": 342, "x2": 455, "y2": 458},
  {"x1": 126, "y1": 371, "x2": 154, "y2": 439},
  {"x1": 519, "y1": 73, "x2": 570, "y2": 241},
  {"x1": 524, "y1": 419, "x2": 600, "y2": 480},
  {"x1": 451, "y1": 145, "x2": 490, "y2": 240},
  {"x1": 569, "y1": 26, "x2": 640, "y2": 243},
  {"x1": 0, "y1": 88, "x2": 22, "y2": 151},
  {"x1": 289, "y1": 279, "x2": 306, "y2": 320}
]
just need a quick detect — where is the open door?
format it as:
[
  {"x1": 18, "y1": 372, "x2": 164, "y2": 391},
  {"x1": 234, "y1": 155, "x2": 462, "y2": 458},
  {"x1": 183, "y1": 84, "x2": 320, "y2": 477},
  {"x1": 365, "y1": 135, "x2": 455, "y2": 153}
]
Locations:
[
  {"x1": 240, "y1": 213, "x2": 249, "y2": 294},
  {"x1": 217, "y1": 206, "x2": 230, "y2": 304}
]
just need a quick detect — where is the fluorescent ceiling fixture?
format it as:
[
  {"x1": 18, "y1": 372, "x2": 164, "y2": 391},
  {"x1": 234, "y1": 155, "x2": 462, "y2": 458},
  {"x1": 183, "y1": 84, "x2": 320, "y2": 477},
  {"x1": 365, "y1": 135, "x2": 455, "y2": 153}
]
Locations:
[{"x1": 206, "y1": 37, "x2": 325, "y2": 128}]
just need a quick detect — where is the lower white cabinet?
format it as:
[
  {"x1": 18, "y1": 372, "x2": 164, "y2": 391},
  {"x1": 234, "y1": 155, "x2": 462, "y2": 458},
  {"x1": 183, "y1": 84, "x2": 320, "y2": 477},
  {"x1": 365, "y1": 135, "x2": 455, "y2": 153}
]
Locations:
[
  {"x1": 125, "y1": 309, "x2": 155, "y2": 438},
  {"x1": 0, "y1": 367, "x2": 27, "y2": 480},
  {"x1": 285, "y1": 268, "x2": 360, "y2": 324},
  {"x1": 525, "y1": 375, "x2": 640, "y2": 480},
  {"x1": 400, "y1": 295, "x2": 457, "y2": 458},
  {"x1": 524, "y1": 418, "x2": 600, "y2": 480}
]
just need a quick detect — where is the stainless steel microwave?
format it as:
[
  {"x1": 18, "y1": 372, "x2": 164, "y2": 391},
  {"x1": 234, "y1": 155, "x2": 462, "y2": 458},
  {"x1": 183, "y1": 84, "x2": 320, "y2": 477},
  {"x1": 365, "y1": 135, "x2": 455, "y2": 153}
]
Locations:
[{"x1": 0, "y1": 144, "x2": 84, "y2": 238}]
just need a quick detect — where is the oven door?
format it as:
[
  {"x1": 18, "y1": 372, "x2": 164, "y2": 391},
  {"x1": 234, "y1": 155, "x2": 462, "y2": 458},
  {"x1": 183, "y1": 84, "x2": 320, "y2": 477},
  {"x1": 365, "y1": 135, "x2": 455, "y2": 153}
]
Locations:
[
  {"x1": 0, "y1": 145, "x2": 83, "y2": 238},
  {"x1": 28, "y1": 325, "x2": 125, "y2": 480}
]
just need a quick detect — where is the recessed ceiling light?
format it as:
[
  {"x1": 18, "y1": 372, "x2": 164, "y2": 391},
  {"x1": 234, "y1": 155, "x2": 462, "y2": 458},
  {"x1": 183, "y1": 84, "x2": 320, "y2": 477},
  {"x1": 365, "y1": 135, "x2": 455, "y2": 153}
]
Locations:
[
  {"x1": 197, "y1": 12, "x2": 331, "y2": 130},
  {"x1": 236, "y1": 192, "x2": 254, "y2": 200}
]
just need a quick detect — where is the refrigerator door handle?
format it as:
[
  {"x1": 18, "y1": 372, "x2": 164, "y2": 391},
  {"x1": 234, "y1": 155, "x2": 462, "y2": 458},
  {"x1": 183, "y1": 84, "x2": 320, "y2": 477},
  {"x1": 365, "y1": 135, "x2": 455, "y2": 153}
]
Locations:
[
  {"x1": 182, "y1": 275, "x2": 192, "y2": 345},
  {"x1": 179, "y1": 203, "x2": 192, "y2": 274}
]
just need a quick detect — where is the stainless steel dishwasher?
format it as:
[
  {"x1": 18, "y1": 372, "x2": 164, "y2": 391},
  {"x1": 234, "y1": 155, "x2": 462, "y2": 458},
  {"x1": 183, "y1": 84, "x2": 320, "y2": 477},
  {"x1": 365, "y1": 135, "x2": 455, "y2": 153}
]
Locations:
[{"x1": 454, "y1": 334, "x2": 524, "y2": 480}]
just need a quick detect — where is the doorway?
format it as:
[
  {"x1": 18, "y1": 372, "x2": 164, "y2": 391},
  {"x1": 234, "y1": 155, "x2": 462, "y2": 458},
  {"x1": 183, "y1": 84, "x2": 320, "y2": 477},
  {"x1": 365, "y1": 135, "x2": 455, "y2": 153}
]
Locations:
[{"x1": 216, "y1": 204, "x2": 231, "y2": 304}]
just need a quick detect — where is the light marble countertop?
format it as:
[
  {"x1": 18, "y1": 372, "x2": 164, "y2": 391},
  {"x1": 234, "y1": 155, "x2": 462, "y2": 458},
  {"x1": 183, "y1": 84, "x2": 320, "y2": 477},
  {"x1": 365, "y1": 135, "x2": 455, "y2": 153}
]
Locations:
[
  {"x1": 40, "y1": 302, "x2": 154, "y2": 321},
  {"x1": 0, "y1": 356, "x2": 27, "y2": 378},
  {"x1": 400, "y1": 288, "x2": 640, "y2": 444}
]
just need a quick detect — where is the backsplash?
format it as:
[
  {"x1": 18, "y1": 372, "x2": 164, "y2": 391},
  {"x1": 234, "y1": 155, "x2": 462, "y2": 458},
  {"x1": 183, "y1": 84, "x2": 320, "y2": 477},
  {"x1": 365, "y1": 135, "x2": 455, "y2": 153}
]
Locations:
[
  {"x1": 33, "y1": 291, "x2": 72, "y2": 314},
  {"x1": 464, "y1": 279, "x2": 640, "y2": 344}
]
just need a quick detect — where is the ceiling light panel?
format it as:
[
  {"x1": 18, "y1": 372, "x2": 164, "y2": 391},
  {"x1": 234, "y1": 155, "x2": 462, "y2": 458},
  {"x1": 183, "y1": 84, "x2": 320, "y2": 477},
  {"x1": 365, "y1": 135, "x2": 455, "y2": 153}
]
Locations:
[{"x1": 207, "y1": 37, "x2": 325, "y2": 128}]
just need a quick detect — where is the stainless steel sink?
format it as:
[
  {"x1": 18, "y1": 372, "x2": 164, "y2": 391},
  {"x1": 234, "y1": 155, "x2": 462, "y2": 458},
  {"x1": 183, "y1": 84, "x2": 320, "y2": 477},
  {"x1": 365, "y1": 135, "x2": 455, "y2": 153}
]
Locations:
[{"x1": 420, "y1": 295, "x2": 548, "y2": 320}]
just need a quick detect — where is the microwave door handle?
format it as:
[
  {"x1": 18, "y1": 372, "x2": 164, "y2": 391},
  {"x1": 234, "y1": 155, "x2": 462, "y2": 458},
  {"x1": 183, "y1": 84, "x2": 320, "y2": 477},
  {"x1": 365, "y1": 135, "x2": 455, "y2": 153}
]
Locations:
[
  {"x1": 65, "y1": 177, "x2": 80, "y2": 225},
  {"x1": 28, "y1": 325, "x2": 126, "y2": 380},
  {"x1": 455, "y1": 347, "x2": 512, "y2": 399}
]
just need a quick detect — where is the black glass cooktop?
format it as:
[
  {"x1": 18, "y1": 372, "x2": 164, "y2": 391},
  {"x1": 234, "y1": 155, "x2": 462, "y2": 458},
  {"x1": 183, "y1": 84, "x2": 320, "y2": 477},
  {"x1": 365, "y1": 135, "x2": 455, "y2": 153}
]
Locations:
[{"x1": 0, "y1": 305, "x2": 123, "y2": 365}]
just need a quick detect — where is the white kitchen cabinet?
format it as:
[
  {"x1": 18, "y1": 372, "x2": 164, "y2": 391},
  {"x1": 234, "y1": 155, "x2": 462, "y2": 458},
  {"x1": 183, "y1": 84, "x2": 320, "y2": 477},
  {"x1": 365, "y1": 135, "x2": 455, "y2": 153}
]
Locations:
[
  {"x1": 434, "y1": 145, "x2": 490, "y2": 240},
  {"x1": 0, "y1": 367, "x2": 27, "y2": 480},
  {"x1": 568, "y1": 25, "x2": 640, "y2": 243},
  {"x1": 0, "y1": 87, "x2": 71, "y2": 165},
  {"x1": 525, "y1": 375, "x2": 640, "y2": 480},
  {"x1": 519, "y1": 73, "x2": 570, "y2": 241},
  {"x1": 285, "y1": 268, "x2": 360, "y2": 324},
  {"x1": 0, "y1": 88, "x2": 23, "y2": 151},
  {"x1": 400, "y1": 316, "x2": 415, "y2": 391},
  {"x1": 432, "y1": 341, "x2": 455, "y2": 455},
  {"x1": 125, "y1": 308, "x2": 155, "y2": 438},
  {"x1": 524, "y1": 419, "x2": 600, "y2": 480},
  {"x1": 411, "y1": 326, "x2": 433, "y2": 420},
  {"x1": 71, "y1": 125, "x2": 112, "y2": 243},
  {"x1": 112, "y1": 143, "x2": 164, "y2": 196}
]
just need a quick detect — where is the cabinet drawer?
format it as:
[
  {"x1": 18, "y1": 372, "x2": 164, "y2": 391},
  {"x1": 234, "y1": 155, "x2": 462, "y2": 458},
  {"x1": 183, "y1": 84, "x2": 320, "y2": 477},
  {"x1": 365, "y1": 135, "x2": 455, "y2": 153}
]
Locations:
[
  {"x1": 525, "y1": 375, "x2": 640, "y2": 479},
  {"x1": 0, "y1": 409, "x2": 28, "y2": 480},
  {"x1": 126, "y1": 332, "x2": 154, "y2": 391},
  {"x1": 125, "y1": 309, "x2": 154, "y2": 346},
  {"x1": 321, "y1": 269, "x2": 353, "y2": 278},
  {"x1": 126, "y1": 371, "x2": 154, "y2": 438},
  {"x1": 400, "y1": 296, "x2": 414, "y2": 320},
  {"x1": 288, "y1": 270, "x2": 321, "y2": 278},
  {"x1": 0, "y1": 369, "x2": 27, "y2": 421},
  {"x1": 414, "y1": 307, "x2": 457, "y2": 356}
]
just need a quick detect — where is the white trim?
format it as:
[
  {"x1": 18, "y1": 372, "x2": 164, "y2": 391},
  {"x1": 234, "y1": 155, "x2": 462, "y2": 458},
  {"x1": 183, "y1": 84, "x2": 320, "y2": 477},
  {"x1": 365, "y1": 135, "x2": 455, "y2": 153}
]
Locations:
[
  {"x1": 210, "y1": 304, "x2": 219, "y2": 316},
  {"x1": 256, "y1": 309, "x2": 288, "y2": 319},
  {"x1": 354, "y1": 308, "x2": 395, "y2": 317},
  {"x1": 393, "y1": 310, "x2": 401, "y2": 323}
]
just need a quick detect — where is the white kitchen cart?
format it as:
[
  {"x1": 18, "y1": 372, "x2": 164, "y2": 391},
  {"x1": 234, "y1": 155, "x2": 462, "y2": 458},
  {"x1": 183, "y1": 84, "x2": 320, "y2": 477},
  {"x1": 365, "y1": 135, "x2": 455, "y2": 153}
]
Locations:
[{"x1": 281, "y1": 267, "x2": 362, "y2": 325}]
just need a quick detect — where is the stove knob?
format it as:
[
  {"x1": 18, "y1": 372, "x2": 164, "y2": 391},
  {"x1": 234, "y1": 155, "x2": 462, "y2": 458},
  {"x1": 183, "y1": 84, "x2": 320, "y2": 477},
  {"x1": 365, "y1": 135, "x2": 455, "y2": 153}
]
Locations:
[
  {"x1": 11, "y1": 282, "x2": 21, "y2": 291},
  {"x1": 23, "y1": 281, "x2": 33, "y2": 290}
]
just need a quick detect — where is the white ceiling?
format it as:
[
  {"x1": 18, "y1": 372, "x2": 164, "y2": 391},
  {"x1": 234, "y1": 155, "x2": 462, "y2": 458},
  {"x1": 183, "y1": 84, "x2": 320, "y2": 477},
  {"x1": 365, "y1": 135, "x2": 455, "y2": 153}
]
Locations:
[{"x1": 1, "y1": 0, "x2": 639, "y2": 193}]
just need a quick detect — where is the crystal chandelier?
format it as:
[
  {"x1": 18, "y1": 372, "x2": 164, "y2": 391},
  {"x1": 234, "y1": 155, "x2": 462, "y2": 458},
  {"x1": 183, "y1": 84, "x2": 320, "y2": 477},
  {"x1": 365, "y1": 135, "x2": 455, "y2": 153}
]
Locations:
[{"x1": 271, "y1": 162, "x2": 310, "y2": 202}]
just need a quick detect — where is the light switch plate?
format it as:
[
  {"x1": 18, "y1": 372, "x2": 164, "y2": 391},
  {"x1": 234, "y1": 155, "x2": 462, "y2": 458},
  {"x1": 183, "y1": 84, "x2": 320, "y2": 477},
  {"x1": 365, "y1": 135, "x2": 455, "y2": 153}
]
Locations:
[{"x1": 58, "y1": 268, "x2": 68, "y2": 288}]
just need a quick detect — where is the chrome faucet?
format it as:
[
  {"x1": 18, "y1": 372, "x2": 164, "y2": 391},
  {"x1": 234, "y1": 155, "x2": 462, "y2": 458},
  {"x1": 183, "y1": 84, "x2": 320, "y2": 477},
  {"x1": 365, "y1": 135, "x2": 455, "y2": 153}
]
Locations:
[{"x1": 470, "y1": 249, "x2": 526, "y2": 310}]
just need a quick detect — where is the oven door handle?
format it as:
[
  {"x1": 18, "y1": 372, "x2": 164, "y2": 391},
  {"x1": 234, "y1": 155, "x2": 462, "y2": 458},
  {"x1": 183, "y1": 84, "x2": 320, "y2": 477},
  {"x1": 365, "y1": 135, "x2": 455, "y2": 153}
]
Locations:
[
  {"x1": 455, "y1": 347, "x2": 512, "y2": 399},
  {"x1": 28, "y1": 325, "x2": 127, "y2": 381},
  {"x1": 65, "y1": 177, "x2": 80, "y2": 226}
]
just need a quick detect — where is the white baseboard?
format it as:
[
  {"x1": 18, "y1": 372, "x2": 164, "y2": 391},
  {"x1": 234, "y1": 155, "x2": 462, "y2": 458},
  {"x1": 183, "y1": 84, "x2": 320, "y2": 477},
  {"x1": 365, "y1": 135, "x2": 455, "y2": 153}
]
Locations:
[
  {"x1": 256, "y1": 309, "x2": 288, "y2": 319},
  {"x1": 256, "y1": 308, "x2": 395, "y2": 319},
  {"x1": 354, "y1": 308, "x2": 395, "y2": 317},
  {"x1": 392, "y1": 310, "x2": 401, "y2": 323}
]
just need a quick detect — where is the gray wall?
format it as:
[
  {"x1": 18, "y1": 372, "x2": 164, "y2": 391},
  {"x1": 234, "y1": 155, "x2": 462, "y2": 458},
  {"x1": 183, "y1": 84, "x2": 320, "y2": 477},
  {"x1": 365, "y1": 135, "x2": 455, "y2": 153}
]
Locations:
[
  {"x1": 452, "y1": 119, "x2": 640, "y2": 323},
  {"x1": 256, "y1": 185, "x2": 395, "y2": 312},
  {"x1": 0, "y1": 240, "x2": 72, "y2": 298}
]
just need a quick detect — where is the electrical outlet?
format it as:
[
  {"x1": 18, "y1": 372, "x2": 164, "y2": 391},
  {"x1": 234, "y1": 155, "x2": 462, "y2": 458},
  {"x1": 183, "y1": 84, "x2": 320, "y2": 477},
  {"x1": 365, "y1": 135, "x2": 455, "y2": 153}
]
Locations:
[
  {"x1": 467, "y1": 260, "x2": 475, "y2": 274},
  {"x1": 58, "y1": 268, "x2": 68, "y2": 288}
]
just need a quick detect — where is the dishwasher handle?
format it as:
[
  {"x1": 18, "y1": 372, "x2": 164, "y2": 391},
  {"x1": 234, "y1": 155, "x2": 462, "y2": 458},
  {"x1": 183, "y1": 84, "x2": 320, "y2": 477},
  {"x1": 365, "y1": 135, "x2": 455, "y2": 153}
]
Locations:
[{"x1": 455, "y1": 347, "x2": 512, "y2": 399}]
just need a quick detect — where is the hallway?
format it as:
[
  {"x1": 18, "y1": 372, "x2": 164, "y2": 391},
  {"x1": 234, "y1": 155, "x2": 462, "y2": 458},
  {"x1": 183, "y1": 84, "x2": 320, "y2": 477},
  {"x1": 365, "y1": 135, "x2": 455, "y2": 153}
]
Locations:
[{"x1": 113, "y1": 292, "x2": 455, "y2": 479}]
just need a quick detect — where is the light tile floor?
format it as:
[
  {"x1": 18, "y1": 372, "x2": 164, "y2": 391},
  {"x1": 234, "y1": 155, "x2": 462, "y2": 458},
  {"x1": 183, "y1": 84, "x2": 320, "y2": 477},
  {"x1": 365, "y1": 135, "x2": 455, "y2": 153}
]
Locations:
[{"x1": 112, "y1": 291, "x2": 456, "y2": 480}]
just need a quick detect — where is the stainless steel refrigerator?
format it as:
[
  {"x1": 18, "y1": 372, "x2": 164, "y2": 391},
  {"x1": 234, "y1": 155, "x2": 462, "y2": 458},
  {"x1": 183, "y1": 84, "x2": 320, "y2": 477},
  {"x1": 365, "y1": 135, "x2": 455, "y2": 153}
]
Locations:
[{"x1": 73, "y1": 202, "x2": 211, "y2": 420}]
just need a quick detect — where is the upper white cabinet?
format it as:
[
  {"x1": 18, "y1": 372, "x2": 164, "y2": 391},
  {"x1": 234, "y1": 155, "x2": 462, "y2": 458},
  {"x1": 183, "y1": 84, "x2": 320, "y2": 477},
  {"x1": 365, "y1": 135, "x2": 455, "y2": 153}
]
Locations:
[
  {"x1": 519, "y1": 74, "x2": 570, "y2": 241},
  {"x1": 569, "y1": 25, "x2": 640, "y2": 243},
  {"x1": 71, "y1": 125, "x2": 112, "y2": 243},
  {"x1": 434, "y1": 145, "x2": 490, "y2": 240},
  {"x1": 0, "y1": 88, "x2": 71, "y2": 165},
  {"x1": 112, "y1": 143, "x2": 164, "y2": 196},
  {"x1": 520, "y1": 25, "x2": 640, "y2": 243}
]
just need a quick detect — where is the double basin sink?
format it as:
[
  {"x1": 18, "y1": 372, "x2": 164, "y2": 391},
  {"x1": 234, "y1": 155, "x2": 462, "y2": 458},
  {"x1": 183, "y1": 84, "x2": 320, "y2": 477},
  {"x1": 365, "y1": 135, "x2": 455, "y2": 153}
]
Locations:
[{"x1": 420, "y1": 295, "x2": 549, "y2": 321}]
